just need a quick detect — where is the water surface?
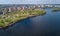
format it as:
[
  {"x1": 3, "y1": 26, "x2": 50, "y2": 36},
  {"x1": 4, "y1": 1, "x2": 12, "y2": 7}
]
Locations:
[{"x1": 0, "y1": 8, "x2": 60, "y2": 36}]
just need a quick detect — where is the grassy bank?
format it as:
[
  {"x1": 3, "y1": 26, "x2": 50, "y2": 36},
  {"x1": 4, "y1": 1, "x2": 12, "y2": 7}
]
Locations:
[{"x1": 0, "y1": 9, "x2": 46, "y2": 28}]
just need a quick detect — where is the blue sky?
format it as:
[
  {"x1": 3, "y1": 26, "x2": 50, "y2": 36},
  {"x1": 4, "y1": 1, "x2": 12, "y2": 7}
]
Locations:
[{"x1": 0, "y1": 0, "x2": 60, "y2": 4}]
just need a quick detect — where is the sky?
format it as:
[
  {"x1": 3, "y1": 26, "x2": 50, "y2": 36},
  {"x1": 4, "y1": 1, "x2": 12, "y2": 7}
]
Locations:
[{"x1": 0, "y1": 0, "x2": 60, "y2": 4}]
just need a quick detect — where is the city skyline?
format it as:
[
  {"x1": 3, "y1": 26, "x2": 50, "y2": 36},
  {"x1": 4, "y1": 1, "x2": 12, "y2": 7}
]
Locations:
[{"x1": 0, "y1": 0, "x2": 60, "y2": 4}]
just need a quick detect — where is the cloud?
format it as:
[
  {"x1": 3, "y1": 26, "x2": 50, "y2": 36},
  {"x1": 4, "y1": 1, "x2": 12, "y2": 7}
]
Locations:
[{"x1": 0, "y1": 0, "x2": 60, "y2": 4}]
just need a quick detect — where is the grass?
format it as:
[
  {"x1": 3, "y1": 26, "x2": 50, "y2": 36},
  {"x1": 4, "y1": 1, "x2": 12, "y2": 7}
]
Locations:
[{"x1": 0, "y1": 9, "x2": 46, "y2": 28}]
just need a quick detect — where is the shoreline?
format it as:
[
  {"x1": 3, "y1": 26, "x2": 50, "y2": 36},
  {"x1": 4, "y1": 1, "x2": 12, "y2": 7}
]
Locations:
[
  {"x1": 0, "y1": 15, "x2": 37, "y2": 29},
  {"x1": 0, "y1": 10, "x2": 46, "y2": 29}
]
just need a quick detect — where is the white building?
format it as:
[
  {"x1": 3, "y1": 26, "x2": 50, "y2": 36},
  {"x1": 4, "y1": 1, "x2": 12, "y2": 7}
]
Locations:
[
  {"x1": 8, "y1": 7, "x2": 12, "y2": 12},
  {"x1": 17, "y1": 7, "x2": 21, "y2": 10}
]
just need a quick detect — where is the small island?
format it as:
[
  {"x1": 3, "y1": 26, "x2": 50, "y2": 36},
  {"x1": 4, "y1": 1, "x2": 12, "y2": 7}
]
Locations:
[
  {"x1": 52, "y1": 7, "x2": 60, "y2": 12},
  {"x1": 0, "y1": 9, "x2": 46, "y2": 28}
]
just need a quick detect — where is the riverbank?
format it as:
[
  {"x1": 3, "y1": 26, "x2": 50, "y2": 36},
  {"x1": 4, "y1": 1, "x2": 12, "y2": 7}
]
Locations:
[{"x1": 0, "y1": 9, "x2": 46, "y2": 28}]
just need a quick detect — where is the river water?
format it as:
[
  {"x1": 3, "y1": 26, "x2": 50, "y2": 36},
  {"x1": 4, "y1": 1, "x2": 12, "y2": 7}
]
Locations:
[{"x1": 0, "y1": 8, "x2": 60, "y2": 36}]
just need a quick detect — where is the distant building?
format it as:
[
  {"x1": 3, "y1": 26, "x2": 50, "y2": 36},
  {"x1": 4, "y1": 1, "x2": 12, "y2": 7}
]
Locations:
[
  {"x1": 40, "y1": 5, "x2": 45, "y2": 8},
  {"x1": 22, "y1": 6, "x2": 25, "y2": 10},
  {"x1": 17, "y1": 6, "x2": 26, "y2": 11},
  {"x1": 8, "y1": 7, "x2": 17, "y2": 12},
  {"x1": 2, "y1": 8, "x2": 8, "y2": 14},
  {"x1": 38, "y1": 5, "x2": 41, "y2": 8},
  {"x1": 17, "y1": 7, "x2": 22, "y2": 10},
  {"x1": 20, "y1": 6, "x2": 27, "y2": 10},
  {"x1": 12, "y1": 7, "x2": 17, "y2": 11},
  {"x1": 54, "y1": 5, "x2": 60, "y2": 7},
  {"x1": 8, "y1": 7, "x2": 11, "y2": 12}
]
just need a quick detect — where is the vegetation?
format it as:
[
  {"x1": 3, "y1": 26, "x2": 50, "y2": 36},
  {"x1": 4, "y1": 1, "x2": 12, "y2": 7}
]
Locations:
[
  {"x1": 0, "y1": 9, "x2": 46, "y2": 28},
  {"x1": 52, "y1": 7, "x2": 60, "y2": 12}
]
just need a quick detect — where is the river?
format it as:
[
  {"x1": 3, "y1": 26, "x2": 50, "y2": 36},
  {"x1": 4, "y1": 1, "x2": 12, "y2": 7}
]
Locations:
[{"x1": 0, "y1": 8, "x2": 60, "y2": 36}]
